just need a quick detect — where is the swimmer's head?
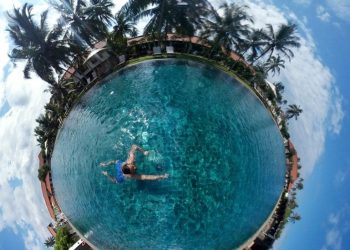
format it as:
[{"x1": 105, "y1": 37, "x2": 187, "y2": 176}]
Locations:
[{"x1": 122, "y1": 162, "x2": 136, "y2": 174}]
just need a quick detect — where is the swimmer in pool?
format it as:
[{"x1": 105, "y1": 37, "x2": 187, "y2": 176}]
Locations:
[{"x1": 100, "y1": 144, "x2": 168, "y2": 183}]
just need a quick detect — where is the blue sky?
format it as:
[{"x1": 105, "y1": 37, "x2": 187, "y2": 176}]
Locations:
[{"x1": 0, "y1": 0, "x2": 349, "y2": 249}]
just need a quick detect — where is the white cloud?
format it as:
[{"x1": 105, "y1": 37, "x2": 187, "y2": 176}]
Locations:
[
  {"x1": 293, "y1": 0, "x2": 311, "y2": 7},
  {"x1": 317, "y1": 5, "x2": 331, "y2": 22},
  {"x1": 334, "y1": 167, "x2": 349, "y2": 187},
  {"x1": 0, "y1": 62, "x2": 51, "y2": 249},
  {"x1": 325, "y1": 229, "x2": 342, "y2": 250},
  {"x1": 328, "y1": 213, "x2": 339, "y2": 225},
  {"x1": 329, "y1": 88, "x2": 344, "y2": 134},
  {"x1": 235, "y1": 0, "x2": 344, "y2": 177},
  {"x1": 322, "y1": 207, "x2": 350, "y2": 250},
  {"x1": 1, "y1": 2, "x2": 52, "y2": 250},
  {"x1": 326, "y1": 0, "x2": 350, "y2": 21}
]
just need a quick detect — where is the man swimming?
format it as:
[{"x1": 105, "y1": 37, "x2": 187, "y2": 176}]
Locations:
[{"x1": 100, "y1": 144, "x2": 168, "y2": 183}]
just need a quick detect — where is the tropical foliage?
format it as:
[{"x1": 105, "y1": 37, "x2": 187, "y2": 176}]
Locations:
[
  {"x1": 201, "y1": 3, "x2": 252, "y2": 54},
  {"x1": 286, "y1": 104, "x2": 303, "y2": 120},
  {"x1": 54, "y1": 227, "x2": 74, "y2": 250},
  {"x1": 264, "y1": 55, "x2": 285, "y2": 76},
  {"x1": 252, "y1": 23, "x2": 301, "y2": 63},
  {"x1": 50, "y1": 0, "x2": 114, "y2": 47},
  {"x1": 124, "y1": 0, "x2": 212, "y2": 37},
  {"x1": 38, "y1": 164, "x2": 51, "y2": 181},
  {"x1": 44, "y1": 236, "x2": 55, "y2": 247},
  {"x1": 7, "y1": 4, "x2": 75, "y2": 84}
]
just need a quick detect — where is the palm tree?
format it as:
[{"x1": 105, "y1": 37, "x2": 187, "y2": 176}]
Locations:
[
  {"x1": 130, "y1": 28, "x2": 138, "y2": 38},
  {"x1": 264, "y1": 55, "x2": 285, "y2": 76},
  {"x1": 113, "y1": 10, "x2": 137, "y2": 38},
  {"x1": 274, "y1": 82, "x2": 284, "y2": 93},
  {"x1": 34, "y1": 125, "x2": 48, "y2": 150},
  {"x1": 288, "y1": 197, "x2": 298, "y2": 209},
  {"x1": 124, "y1": 0, "x2": 212, "y2": 39},
  {"x1": 237, "y1": 28, "x2": 267, "y2": 62},
  {"x1": 289, "y1": 212, "x2": 301, "y2": 223},
  {"x1": 253, "y1": 23, "x2": 300, "y2": 63},
  {"x1": 201, "y1": 3, "x2": 252, "y2": 55},
  {"x1": 84, "y1": 0, "x2": 114, "y2": 37},
  {"x1": 106, "y1": 10, "x2": 137, "y2": 54},
  {"x1": 295, "y1": 178, "x2": 304, "y2": 190},
  {"x1": 44, "y1": 236, "x2": 55, "y2": 248},
  {"x1": 286, "y1": 104, "x2": 303, "y2": 120},
  {"x1": 50, "y1": 0, "x2": 91, "y2": 46},
  {"x1": 51, "y1": 0, "x2": 113, "y2": 47},
  {"x1": 273, "y1": 81, "x2": 284, "y2": 104},
  {"x1": 7, "y1": 4, "x2": 74, "y2": 84}
]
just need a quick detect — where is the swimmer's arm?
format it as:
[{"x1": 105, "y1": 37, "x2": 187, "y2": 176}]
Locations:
[
  {"x1": 125, "y1": 174, "x2": 168, "y2": 181},
  {"x1": 99, "y1": 160, "x2": 116, "y2": 167},
  {"x1": 132, "y1": 145, "x2": 149, "y2": 155}
]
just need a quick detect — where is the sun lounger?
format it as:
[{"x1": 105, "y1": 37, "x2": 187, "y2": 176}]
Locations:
[
  {"x1": 166, "y1": 46, "x2": 175, "y2": 57},
  {"x1": 118, "y1": 55, "x2": 126, "y2": 64},
  {"x1": 91, "y1": 71, "x2": 97, "y2": 81},
  {"x1": 153, "y1": 46, "x2": 162, "y2": 57}
]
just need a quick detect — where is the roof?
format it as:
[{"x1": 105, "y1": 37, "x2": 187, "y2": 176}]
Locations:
[
  {"x1": 265, "y1": 80, "x2": 277, "y2": 96},
  {"x1": 127, "y1": 33, "x2": 211, "y2": 47},
  {"x1": 83, "y1": 48, "x2": 108, "y2": 64},
  {"x1": 93, "y1": 39, "x2": 107, "y2": 49},
  {"x1": 47, "y1": 224, "x2": 57, "y2": 237}
]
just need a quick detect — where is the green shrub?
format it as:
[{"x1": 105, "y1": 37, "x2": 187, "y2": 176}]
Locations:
[
  {"x1": 38, "y1": 164, "x2": 50, "y2": 181},
  {"x1": 54, "y1": 227, "x2": 74, "y2": 250}
]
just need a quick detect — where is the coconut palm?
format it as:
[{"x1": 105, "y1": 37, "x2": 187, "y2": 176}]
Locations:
[
  {"x1": 49, "y1": 81, "x2": 69, "y2": 101},
  {"x1": 288, "y1": 197, "x2": 298, "y2": 209},
  {"x1": 237, "y1": 28, "x2": 268, "y2": 61},
  {"x1": 253, "y1": 23, "x2": 300, "y2": 63},
  {"x1": 34, "y1": 113, "x2": 59, "y2": 152},
  {"x1": 264, "y1": 55, "x2": 285, "y2": 76},
  {"x1": 113, "y1": 10, "x2": 137, "y2": 38},
  {"x1": 201, "y1": 3, "x2": 252, "y2": 55},
  {"x1": 130, "y1": 28, "x2": 138, "y2": 37},
  {"x1": 286, "y1": 104, "x2": 303, "y2": 120},
  {"x1": 106, "y1": 10, "x2": 137, "y2": 54},
  {"x1": 289, "y1": 212, "x2": 301, "y2": 223},
  {"x1": 273, "y1": 81, "x2": 285, "y2": 104},
  {"x1": 44, "y1": 236, "x2": 55, "y2": 248},
  {"x1": 295, "y1": 178, "x2": 304, "y2": 190},
  {"x1": 50, "y1": 0, "x2": 92, "y2": 46},
  {"x1": 124, "y1": 0, "x2": 212, "y2": 38},
  {"x1": 51, "y1": 0, "x2": 113, "y2": 46},
  {"x1": 84, "y1": 0, "x2": 114, "y2": 37},
  {"x1": 7, "y1": 4, "x2": 74, "y2": 84},
  {"x1": 274, "y1": 82, "x2": 284, "y2": 94},
  {"x1": 34, "y1": 126, "x2": 48, "y2": 150}
]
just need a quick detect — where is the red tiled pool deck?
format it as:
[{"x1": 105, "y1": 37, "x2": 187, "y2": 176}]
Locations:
[
  {"x1": 287, "y1": 140, "x2": 299, "y2": 191},
  {"x1": 38, "y1": 152, "x2": 56, "y2": 220}
]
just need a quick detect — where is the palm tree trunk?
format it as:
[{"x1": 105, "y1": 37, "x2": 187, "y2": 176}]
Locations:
[
  {"x1": 251, "y1": 47, "x2": 270, "y2": 65},
  {"x1": 157, "y1": 0, "x2": 166, "y2": 45},
  {"x1": 267, "y1": 49, "x2": 274, "y2": 62}
]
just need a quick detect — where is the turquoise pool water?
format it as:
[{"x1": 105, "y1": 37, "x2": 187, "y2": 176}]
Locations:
[{"x1": 51, "y1": 59, "x2": 285, "y2": 249}]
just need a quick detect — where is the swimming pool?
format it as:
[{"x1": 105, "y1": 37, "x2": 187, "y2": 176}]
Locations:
[{"x1": 51, "y1": 59, "x2": 285, "y2": 249}]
